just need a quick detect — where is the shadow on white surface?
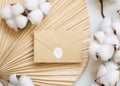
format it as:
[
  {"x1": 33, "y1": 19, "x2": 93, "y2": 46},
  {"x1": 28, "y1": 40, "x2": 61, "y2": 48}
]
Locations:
[{"x1": 74, "y1": 0, "x2": 120, "y2": 86}]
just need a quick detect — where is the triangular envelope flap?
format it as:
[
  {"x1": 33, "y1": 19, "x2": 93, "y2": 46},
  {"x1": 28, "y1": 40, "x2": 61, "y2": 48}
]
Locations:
[{"x1": 34, "y1": 31, "x2": 82, "y2": 63}]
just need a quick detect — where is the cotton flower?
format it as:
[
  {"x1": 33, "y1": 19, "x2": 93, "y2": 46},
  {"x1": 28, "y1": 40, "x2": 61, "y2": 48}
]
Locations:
[
  {"x1": 105, "y1": 35, "x2": 120, "y2": 50},
  {"x1": 95, "y1": 64, "x2": 109, "y2": 86},
  {"x1": 18, "y1": 75, "x2": 34, "y2": 86},
  {"x1": 101, "y1": 17, "x2": 112, "y2": 30},
  {"x1": 0, "y1": 3, "x2": 28, "y2": 31},
  {"x1": 89, "y1": 40, "x2": 100, "y2": 60},
  {"x1": 39, "y1": 0, "x2": 46, "y2": 5},
  {"x1": 0, "y1": 0, "x2": 51, "y2": 31},
  {"x1": 105, "y1": 61, "x2": 119, "y2": 71},
  {"x1": 0, "y1": 6, "x2": 13, "y2": 20},
  {"x1": 9, "y1": 74, "x2": 34, "y2": 86},
  {"x1": 96, "y1": 64, "x2": 107, "y2": 78},
  {"x1": 100, "y1": 17, "x2": 114, "y2": 36},
  {"x1": 106, "y1": 70, "x2": 119, "y2": 86},
  {"x1": 9, "y1": 74, "x2": 20, "y2": 85},
  {"x1": 6, "y1": 19, "x2": 18, "y2": 31},
  {"x1": 112, "y1": 18, "x2": 120, "y2": 36},
  {"x1": 23, "y1": 0, "x2": 39, "y2": 11},
  {"x1": 113, "y1": 49, "x2": 120, "y2": 64},
  {"x1": 40, "y1": 2, "x2": 51, "y2": 15},
  {"x1": 24, "y1": 0, "x2": 51, "y2": 24},
  {"x1": 101, "y1": 27, "x2": 114, "y2": 36},
  {"x1": 93, "y1": 31, "x2": 106, "y2": 44},
  {"x1": 11, "y1": 3, "x2": 25, "y2": 16},
  {"x1": 96, "y1": 76, "x2": 109, "y2": 86},
  {"x1": 27, "y1": 9, "x2": 43, "y2": 25},
  {"x1": 97, "y1": 44, "x2": 114, "y2": 61},
  {"x1": 95, "y1": 61, "x2": 119, "y2": 86},
  {"x1": 14, "y1": 15, "x2": 28, "y2": 29}
]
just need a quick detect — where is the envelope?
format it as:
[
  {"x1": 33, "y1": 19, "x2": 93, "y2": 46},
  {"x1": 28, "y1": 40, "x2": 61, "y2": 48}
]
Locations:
[{"x1": 34, "y1": 30, "x2": 83, "y2": 63}]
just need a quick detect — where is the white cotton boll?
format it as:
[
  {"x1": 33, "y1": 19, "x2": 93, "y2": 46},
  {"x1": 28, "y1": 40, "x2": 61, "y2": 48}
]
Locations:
[
  {"x1": 97, "y1": 44, "x2": 114, "y2": 61},
  {"x1": 105, "y1": 35, "x2": 119, "y2": 50},
  {"x1": 23, "y1": 0, "x2": 39, "y2": 11},
  {"x1": 14, "y1": 15, "x2": 28, "y2": 29},
  {"x1": 28, "y1": 9, "x2": 43, "y2": 25},
  {"x1": 0, "y1": 82, "x2": 3, "y2": 86},
  {"x1": 0, "y1": 6, "x2": 13, "y2": 20},
  {"x1": 102, "y1": 27, "x2": 114, "y2": 36},
  {"x1": 97, "y1": 64, "x2": 107, "y2": 78},
  {"x1": 113, "y1": 50, "x2": 120, "y2": 63},
  {"x1": 18, "y1": 75, "x2": 34, "y2": 86},
  {"x1": 105, "y1": 61, "x2": 118, "y2": 71},
  {"x1": 38, "y1": 0, "x2": 46, "y2": 5},
  {"x1": 112, "y1": 21, "x2": 120, "y2": 36},
  {"x1": 94, "y1": 31, "x2": 106, "y2": 44},
  {"x1": 89, "y1": 41, "x2": 100, "y2": 60},
  {"x1": 101, "y1": 17, "x2": 112, "y2": 29},
  {"x1": 9, "y1": 74, "x2": 19, "y2": 85},
  {"x1": 106, "y1": 70, "x2": 119, "y2": 86},
  {"x1": 6, "y1": 19, "x2": 18, "y2": 31},
  {"x1": 112, "y1": 16, "x2": 120, "y2": 23},
  {"x1": 91, "y1": 82, "x2": 100, "y2": 86},
  {"x1": 40, "y1": 2, "x2": 51, "y2": 15},
  {"x1": 11, "y1": 3, "x2": 25, "y2": 16},
  {"x1": 99, "y1": 76, "x2": 109, "y2": 86}
]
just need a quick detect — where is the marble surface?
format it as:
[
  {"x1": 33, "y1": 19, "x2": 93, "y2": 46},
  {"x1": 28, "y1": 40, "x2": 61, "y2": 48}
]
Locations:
[{"x1": 74, "y1": 0, "x2": 120, "y2": 86}]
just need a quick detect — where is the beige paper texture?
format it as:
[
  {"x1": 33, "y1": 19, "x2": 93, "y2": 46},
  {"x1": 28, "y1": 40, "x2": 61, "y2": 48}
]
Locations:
[{"x1": 34, "y1": 31, "x2": 83, "y2": 63}]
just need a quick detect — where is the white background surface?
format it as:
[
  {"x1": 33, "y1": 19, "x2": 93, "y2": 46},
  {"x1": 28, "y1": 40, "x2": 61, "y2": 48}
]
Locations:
[{"x1": 74, "y1": 0, "x2": 120, "y2": 86}]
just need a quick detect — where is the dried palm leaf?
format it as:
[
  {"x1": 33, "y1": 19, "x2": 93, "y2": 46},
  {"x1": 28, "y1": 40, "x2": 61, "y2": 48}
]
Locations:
[{"x1": 0, "y1": 0, "x2": 90, "y2": 86}]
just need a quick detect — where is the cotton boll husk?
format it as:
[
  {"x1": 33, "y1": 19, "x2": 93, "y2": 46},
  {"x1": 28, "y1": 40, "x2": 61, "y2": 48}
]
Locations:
[
  {"x1": 23, "y1": 0, "x2": 39, "y2": 11},
  {"x1": 105, "y1": 35, "x2": 120, "y2": 50},
  {"x1": 101, "y1": 17, "x2": 112, "y2": 29},
  {"x1": 11, "y1": 3, "x2": 25, "y2": 16},
  {"x1": 97, "y1": 44, "x2": 114, "y2": 61},
  {"x1": 97, "y1": 64, "x2": 107, "y2": 78},
  {"x1": 106, "y1": 70, "x2": 119, "y2": 86},
  {"x1": 0, "y1": 82, "x2": 3, "y2": 86},
  {"x1": 113, "y1": 50, "x2": 120, "y2": 63},
  {"x1": 89, "y1": 40, "x2": 100, "y2": 60},
  {"x1": 105, "y1": 61, "x2": 119, "y2": 71},
  {"x1": 6, "y1": 19, "x2": 18, "y2": 31},
  {"x1": 0, "y1": 6, "x2": 13, "y2": 20},
  {"x1": 112, "y1": 21, "x2": 120, "y2": 36},
  {"x1": 99, "y1": 76, "x2": 109, "y2": 86},
  {"x1": 28, "y1": 9, "x2": 43, "y2": 25},
  {"x1": 9, "y1": 74, "x2": 19, "y2": 85},
  {"x1": 18, "y1": 75, "x2": 34, "y2": 86},
  {"x1": 40, "y1": 2, "x2": 51, "y2": 15},
  {"x1": 94, "y1": 31, "x2": 106, "y2": 44},
  {"x1": 14, "y1": 15, "x2": 28, "y2": 29},
  {"x1": 39, "y1": 0, "x2": 46, "y2": 5}
]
